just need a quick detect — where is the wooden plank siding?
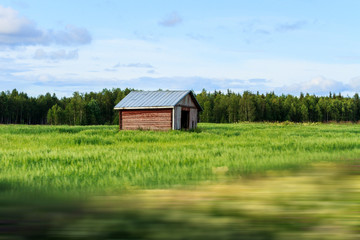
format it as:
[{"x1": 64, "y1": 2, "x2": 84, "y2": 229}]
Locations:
[
  {"x1": 121, "y1": 109, "x2": 172, "y2": 130},
  {"x1": 119, "y1": 111, "x2": 122, "y2": 130}
]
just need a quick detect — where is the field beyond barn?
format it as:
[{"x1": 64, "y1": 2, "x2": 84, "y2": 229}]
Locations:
[
  {"x1": 1, "y1": 122, "x2": 360, "y2": 192},
  {"x1": 0, "y1": 123, "x2": 360, "y2": 239}
]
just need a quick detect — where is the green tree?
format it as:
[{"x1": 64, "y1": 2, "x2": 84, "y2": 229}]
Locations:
[
  {"x1": 318, "y1": 98, "x2": 331, "y2": 122},
  {"x1": 239, "y1": 91, "x2": 256, "y2": 121},
  {"x1": 228, "y1": 92, "x2": 239, "y2": 123},
  {"x1": 67, "y1": 92, "x2": 85, "y2": 125},
  {"x1": 86, "y1": 99, "x2": 101, "y2": 125},
  {"x1": 300, "y1": 104, "x2": 309, "y2": 122},
  {"x1": 353, "y1": 93, "x2": 360, "y2": 121}
]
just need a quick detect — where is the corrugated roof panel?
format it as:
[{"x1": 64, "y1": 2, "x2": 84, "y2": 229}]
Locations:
[{"x1": 114, "y1": 90, "x2": 191, "y2": 109}]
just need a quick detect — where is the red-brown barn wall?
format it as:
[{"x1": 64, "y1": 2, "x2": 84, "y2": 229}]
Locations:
[{"x1": 120, "y1": 109, "x2": 172, "y2": 130}]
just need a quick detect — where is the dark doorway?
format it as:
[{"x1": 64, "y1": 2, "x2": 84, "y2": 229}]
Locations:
[{"x1": 181, "y1": 110, "x2": 189, "y2": 129}]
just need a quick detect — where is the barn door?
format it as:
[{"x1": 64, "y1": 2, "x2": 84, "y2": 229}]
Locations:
[{"x1": 181, "y1": 109, "x2": 189, "y2": 129}]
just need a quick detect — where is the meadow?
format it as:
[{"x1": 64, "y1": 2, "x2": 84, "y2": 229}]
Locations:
[
  {"x1": 0, "y1": 122, "x2": 360, "y2": 192},
  {"x1": 1, "y1": 123, "x2": 360, "y2": 239}
]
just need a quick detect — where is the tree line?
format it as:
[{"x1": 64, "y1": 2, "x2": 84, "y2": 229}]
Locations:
[
  {"x1": 196, "y1": 90, "x2": 360, "y2": 123},
  {"x1": 0, "y1": 88, "x2": 132, "y2": 125},
  {"x1": 0, "y1": 88, "x2": 360, "y2": 125}
]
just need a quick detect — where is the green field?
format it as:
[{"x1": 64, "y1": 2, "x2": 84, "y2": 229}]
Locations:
[
  {"x1": 1, "y1": 123, "x2": 360, "y2": 239},
  {"x1": 1, "y1": 122, "x2": 360, "y2": 192}
]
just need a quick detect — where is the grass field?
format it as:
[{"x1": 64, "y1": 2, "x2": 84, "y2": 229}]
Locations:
[
  {"x1": 1, "y1": 122, "x2": 360, "y2": 192},
  {"x1": 1, "y1": 123, "x2": 360, "y2": 239}
]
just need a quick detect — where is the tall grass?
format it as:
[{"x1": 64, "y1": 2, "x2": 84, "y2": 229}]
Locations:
[{"x1": 0, "y1": 123, "x2": 360, "y2": 192}]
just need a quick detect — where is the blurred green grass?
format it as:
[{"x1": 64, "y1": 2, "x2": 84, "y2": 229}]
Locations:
[{"x1": 0, "y1": 163, "x2": 359, "y2": 239}]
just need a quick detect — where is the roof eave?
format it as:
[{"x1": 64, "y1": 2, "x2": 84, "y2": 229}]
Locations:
[{"x1": 114, "y1": 106, "x2": 175, "y2": 110}]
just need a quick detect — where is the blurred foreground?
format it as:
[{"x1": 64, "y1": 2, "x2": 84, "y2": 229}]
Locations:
[{"x1": 0, "y1": 163, "x2": 359, "y2": 240}]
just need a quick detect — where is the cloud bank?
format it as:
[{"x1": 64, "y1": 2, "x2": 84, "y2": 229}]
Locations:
[
  {"x1": 279, "y1": 76, "x2": 350, "y2": 95},
  {"x1": 0, "y1": 5, "x2": 91, "y2": 46},
  {"x1": 2, "y1": 72, "x2": 360, "y2": 98}
]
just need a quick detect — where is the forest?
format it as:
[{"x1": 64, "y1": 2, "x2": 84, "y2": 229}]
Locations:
[{"x1": 0, "y1": 88, "x2": 360, "y2": 125}]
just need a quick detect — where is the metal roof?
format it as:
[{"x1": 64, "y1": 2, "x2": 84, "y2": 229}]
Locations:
[{"x1": 114, "y1": 90, "x2": 202, "y2": 110}]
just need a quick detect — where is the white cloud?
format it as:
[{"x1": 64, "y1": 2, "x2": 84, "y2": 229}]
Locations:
[
  {"x1": 37, "y1": 74, "x2": 54, "y2": 82},
  {"x1": 113, "y1": 63, "x2": 154, "y2": 68},
  {"x1": 33, "y1": 49, "x2": 78, "y2": 60},
  {"x1": 280, "y1": 76, "x2": 350, "y2": 95},
  {"x1": 50, "y1": 25, "x2": 91, "y2": 46},
  {"x1": 239, "y1": 19, "x2": 307, "y2": 36},
  {"x1": 186, "y1": 33, "x2": 211, "y2": 41},
  {"x1": 159, "y1": 12, "x2": 182, "y2": 27},
  {"x1": 0, "y1": 5, "x2": 32, "y2": 34},
  {"x1": 0, "y1": 5, "x2": 91, "y2": 46},
  {"x1": 275, "y1": 21, "x2": 307, "y2": 33},
  {"x1": 349, "y1": 76, "x2": 360, "y2": 91}
]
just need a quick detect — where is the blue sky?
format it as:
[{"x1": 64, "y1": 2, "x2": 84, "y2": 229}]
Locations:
[{"x1": 1, "y1": 0, "x2": 360, "y2": 96}]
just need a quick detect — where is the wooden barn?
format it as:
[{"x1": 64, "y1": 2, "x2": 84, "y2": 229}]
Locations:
[{"x1": 114, "y1": 90, "x2": 203, "y2": 130}]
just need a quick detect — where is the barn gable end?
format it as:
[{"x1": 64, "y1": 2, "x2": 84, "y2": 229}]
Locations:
[{"x1": 114, "y1": 90, "x2": 202, "y2": 130}]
